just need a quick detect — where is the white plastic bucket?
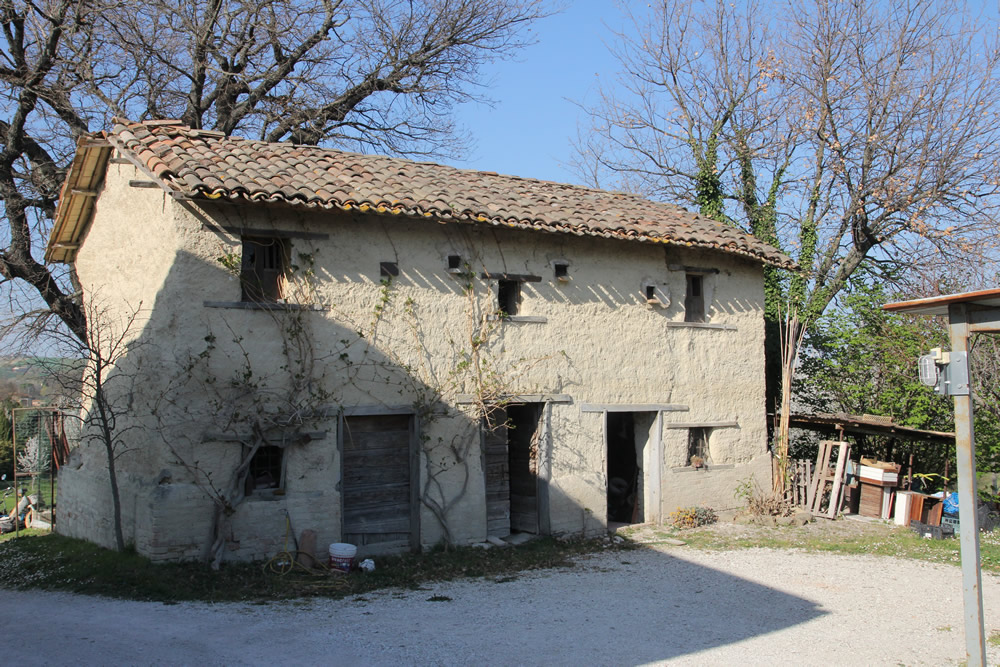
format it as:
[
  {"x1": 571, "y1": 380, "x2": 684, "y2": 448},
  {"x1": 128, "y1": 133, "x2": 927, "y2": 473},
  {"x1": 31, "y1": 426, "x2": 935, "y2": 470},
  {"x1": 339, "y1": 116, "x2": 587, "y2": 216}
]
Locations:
[{"x1": 328, "y1": 542, "x2": 357, "y2": 572}]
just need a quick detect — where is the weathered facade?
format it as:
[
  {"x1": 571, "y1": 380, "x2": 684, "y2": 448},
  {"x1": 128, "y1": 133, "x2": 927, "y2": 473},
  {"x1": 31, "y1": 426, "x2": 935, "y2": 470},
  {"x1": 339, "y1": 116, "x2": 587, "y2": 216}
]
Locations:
[{"x1": 47, "y1": 120, "x2": 792, "y2": 562}]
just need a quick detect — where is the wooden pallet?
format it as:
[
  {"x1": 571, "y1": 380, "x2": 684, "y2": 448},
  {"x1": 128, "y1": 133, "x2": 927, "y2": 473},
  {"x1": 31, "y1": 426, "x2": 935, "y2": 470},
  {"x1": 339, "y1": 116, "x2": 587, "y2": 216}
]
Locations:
[
  {"x1": 783, "y1": 459, "x2": 813, "y2": 507},
  {"x1": 807, "y1": 440, "x2": 851, "y2": 519}
]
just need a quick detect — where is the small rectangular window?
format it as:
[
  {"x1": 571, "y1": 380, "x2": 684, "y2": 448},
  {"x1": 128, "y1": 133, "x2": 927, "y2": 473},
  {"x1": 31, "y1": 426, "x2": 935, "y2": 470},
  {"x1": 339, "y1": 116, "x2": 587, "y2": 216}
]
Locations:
[
  {"x1": 687, "y1": 428, "x2": 711, "y2": 467},
  {"x1": 380, "y1": 261, "x2": 399, "y2": 278},
  {"x1": 447, "y1": 255, "x2": 463, "y2": 271},
  {"x1": 497, "y1": 280, "x2": 521, "y2": 318},
  {"x1": 684, "y1": 274, "x2": 705, "y2": 322},
  {"x1": 246, "y1": 445, "x2": 284, "y2": 493},
  {"x1": 241, "y1": 237, "x2": 288, "y2": 302},
  {"x1": 553, "y1": 262, "x2": 569, "y2": 280}
]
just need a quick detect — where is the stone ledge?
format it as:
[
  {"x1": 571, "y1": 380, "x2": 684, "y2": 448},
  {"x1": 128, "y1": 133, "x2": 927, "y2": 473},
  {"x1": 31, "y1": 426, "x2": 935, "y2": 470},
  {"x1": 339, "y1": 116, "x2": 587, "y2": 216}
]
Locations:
[{"x1": 669, "y1": 464, "x2": 737, "y2": 473}]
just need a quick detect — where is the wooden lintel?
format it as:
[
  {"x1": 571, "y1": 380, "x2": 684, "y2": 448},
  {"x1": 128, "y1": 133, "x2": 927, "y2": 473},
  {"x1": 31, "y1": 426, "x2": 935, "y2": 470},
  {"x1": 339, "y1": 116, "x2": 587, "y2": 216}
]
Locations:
[
  {"x1": 580, "y1": 403, "x2": 688, "y2": 413},
  {"x1": 129, "y1": 180, "x2": 160, "y2": 189},
  {"x1": 454, "y1": 393, "x2": 572, "y2": 405},
  {"x1": 215, "y1": 225, "x2": 331, "y2": 241},
  {"x1": 663, "y1": 322, "x2": 738, "y2": 331},
  {"x1": 665, "y1": 421, "x2": 740, "y2": 429},
  {"x1": 668, "y1": 264, "x2": 720, "y2": 275},
  {"x1": 70, "y1": 188, "x2": 98, "y2": 197},
  {"x1": 480, "y1": 272, "x2": 542, "y2": 283},
  {"x1": 202, "y1": 430, "x2": 326, "y2": 443},
  {"x1": 338, "y1": 405, "x2": 415, "y2": 416}
]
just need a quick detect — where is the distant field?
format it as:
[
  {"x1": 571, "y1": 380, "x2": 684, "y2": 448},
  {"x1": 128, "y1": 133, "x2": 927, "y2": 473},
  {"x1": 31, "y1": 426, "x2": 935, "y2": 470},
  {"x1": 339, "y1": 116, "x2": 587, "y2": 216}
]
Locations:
[{"x1": 0, "y1": 355, "x2": 83, "y2": 402}]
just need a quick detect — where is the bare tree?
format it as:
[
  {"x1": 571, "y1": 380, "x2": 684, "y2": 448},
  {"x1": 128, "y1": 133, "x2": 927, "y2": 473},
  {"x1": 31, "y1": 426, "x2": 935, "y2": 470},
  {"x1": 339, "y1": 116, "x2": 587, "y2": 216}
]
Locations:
[
  {"x1": 39, "y1": 298, "x2": 145, "y2": 551},
  {"x1": 0, "y1": 0, "x2": 549, "y2": 346},
  {"x1": 576, "y1": 0, "x2": 1000, "y2": 492}
]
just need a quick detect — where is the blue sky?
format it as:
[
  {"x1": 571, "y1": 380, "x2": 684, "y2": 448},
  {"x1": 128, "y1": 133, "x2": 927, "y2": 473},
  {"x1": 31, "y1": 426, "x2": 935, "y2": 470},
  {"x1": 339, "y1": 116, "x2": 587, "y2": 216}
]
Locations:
[{"x1": 446, "y1": 2, "x2": 624, "y2": 185}]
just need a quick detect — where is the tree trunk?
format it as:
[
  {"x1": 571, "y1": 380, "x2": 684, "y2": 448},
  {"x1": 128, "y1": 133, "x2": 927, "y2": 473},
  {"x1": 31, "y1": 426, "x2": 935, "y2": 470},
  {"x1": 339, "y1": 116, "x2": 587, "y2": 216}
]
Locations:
[
  {"x1": 94, "y1": 378, "x2": 125, "y2": 552},
  {"x1": 773, "y1": 314, "x2": 804, "y2": 497}
]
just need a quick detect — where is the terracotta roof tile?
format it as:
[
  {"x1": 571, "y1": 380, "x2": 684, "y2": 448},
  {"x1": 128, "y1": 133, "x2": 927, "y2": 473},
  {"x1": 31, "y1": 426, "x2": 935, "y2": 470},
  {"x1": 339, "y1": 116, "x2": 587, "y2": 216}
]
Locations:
[{"x1": 105, "y1": 118, "x2": 794, "y2": 269}]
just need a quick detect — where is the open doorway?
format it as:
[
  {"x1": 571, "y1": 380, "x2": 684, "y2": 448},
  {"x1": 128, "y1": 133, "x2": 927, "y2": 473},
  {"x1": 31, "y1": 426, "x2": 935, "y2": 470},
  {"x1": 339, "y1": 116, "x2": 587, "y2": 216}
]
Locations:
[
  {"x1": 484, "y1": 403, "x2": 543, "y2": 537},
  {"x1": 607, "y1": 411, "x2": 656, "y2": 525}
]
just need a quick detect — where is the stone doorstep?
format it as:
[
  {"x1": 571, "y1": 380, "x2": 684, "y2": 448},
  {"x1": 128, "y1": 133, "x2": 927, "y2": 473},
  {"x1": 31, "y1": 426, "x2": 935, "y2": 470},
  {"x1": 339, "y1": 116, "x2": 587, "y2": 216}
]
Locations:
[{"x1": 478, "y1": 532, "x2": 541, "y2": 549}]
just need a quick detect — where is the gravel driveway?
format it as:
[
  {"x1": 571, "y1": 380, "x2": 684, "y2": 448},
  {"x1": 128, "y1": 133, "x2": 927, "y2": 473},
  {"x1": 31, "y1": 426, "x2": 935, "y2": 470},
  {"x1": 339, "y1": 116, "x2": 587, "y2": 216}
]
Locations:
[{"x1": 3, "y1": 544, "x2": 999, "y2": 665}]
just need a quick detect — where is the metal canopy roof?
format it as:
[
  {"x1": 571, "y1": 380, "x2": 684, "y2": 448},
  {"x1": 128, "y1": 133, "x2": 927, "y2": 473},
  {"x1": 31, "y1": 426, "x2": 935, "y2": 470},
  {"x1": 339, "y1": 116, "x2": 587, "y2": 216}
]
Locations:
[
  {"x1": 884, "y1": 288, "x2": 1000, "y2": 334},
  {"x1": 788, "y1": 412, "x2": 955, "y2": 445},
  {"x1": 884, "y1": 288, "x2": 1000, "y2": 325}
]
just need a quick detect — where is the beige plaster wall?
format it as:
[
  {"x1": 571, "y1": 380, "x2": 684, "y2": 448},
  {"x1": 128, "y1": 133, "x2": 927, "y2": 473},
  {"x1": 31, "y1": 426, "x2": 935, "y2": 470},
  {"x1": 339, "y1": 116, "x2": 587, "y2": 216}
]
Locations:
[{"x1": 60, "y1": 164, "x2": 771, "y2": 560}]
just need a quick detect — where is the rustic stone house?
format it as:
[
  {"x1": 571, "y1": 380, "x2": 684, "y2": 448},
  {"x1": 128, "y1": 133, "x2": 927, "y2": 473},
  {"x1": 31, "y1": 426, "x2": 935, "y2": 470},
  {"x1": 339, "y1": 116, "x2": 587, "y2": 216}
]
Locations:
[{"x1": 47, "y1": 119, "x2": 792, "y2": 561}]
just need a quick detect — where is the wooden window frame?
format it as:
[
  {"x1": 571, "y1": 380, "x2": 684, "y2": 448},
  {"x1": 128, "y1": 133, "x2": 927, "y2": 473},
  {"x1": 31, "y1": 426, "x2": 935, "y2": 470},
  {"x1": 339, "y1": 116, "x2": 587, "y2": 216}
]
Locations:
[
  {"x1": 246, "y1": 444, "x2": 285, "y2": 495},
  {"x1": 497, "y1": 279, "x2": 522, "y2": 318},
  {"x1": 687, "y1": 427, "x2": 711, "y2": 466},
  {"x1": 241, "y1": 236, "x2": 289, "y2": 303},
  {"x1": 684, "y1": 273, "x2": 706, "y2": 323}
]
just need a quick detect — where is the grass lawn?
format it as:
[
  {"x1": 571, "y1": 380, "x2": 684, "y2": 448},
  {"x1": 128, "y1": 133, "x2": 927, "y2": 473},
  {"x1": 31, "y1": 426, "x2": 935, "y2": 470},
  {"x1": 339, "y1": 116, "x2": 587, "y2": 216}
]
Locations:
[
  {"x1": 627, "y1": 518, "x2": 1000, "y2": 573},
  {"x1": 0, "y1": 532, "x2": 612, "y2": 603}
]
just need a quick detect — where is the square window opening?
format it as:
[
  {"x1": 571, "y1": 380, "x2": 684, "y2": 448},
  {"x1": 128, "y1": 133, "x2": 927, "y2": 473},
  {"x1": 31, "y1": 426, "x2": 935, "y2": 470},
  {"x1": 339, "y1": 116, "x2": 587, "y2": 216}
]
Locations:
[
  {"x1": 554, "y1": 262, "x2": 569, "y2": 280},
  {"x1": 380, "y1": 261, "x2": 399, "y2": 278},
  {"x1": 497, "y1": 280, "x2": 521, "y2": 318},
  {"x1": 246, "y1": 445, "x2": 284, "y2": 493},
  {"x1": 241, "y1": 237, "x2": 289, "y2": 302},
  {"x1": 447, "y1": 254, "x2": 463, "y2": 271},
  {"x1": 687, "y1": 427, "x2": 711, "y2": 467},
  {"x1": 684, "y1": 274, "x2": 706, "y2": 322}
]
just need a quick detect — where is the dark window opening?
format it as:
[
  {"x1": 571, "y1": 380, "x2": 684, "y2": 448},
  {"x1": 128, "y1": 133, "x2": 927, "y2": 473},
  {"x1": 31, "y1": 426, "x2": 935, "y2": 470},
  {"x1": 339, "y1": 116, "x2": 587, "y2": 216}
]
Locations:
[
  {"x1": 684, "y1": 274, "x2": 706, "y2": 322},
  {"x1": 645, "y1": 284, "x2": 657, "y2": 301},
  {"x1": 380, "y1": 261, "x2": 399, "y2": 278},
  {"x1": 246, "y1": 445, "x2": 283, "y2": 494},
  {"x1": 447, "y1": 255, "x2": 462, "y2": 271},
  {"x1": 687, "y1": 427, "x2": 711, "y2": 467},
  {"x1": 554, "y1": 262, "x2": 569, "y2": 280},
  {"x1": 497, "y1": 280, "x2": 521, "y2": 317},
  {"x1": 241, "y1": 237, "x2": 288, "y2": 302}
]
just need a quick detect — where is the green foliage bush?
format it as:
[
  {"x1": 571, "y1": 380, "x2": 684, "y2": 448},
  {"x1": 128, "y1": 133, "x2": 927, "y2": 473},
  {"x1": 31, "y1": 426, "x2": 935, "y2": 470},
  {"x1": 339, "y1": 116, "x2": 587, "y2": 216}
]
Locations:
[{"x1": 796, "y1": 274, "x2": 958, "y2": 473}]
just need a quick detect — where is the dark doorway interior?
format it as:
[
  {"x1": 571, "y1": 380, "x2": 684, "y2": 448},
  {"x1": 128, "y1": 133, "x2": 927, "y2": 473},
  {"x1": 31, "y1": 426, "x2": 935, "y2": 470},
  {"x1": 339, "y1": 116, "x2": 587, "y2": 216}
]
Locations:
[
  {"x1": 607, "y1": 412, "x2": 642, "y2": 524},
  {"x1": 484, "y1": 403, "x2": 542, "y2": 537},
  {"x1": 508, "y1": 404, "x2": 542, "y2": 534}
]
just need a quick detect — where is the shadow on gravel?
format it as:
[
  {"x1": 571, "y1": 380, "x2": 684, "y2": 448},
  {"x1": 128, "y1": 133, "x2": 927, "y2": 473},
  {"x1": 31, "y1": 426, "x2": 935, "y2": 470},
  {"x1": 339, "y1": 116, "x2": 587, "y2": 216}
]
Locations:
[
  {"x1": 350, "y1": 545, "x2": 828, "y2": 665},
  {"x1": 0, "y1": 545, "x2": 827, "y2": 665},
  {"x1": 580, "y1": 546, "x2": 825, "y2": 662}
]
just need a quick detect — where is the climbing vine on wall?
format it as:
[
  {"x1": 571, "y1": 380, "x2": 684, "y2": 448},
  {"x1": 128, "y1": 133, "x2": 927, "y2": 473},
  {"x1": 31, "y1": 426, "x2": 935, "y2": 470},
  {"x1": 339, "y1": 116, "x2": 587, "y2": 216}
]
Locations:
[{"x1": 145, "y1": 232, "x2": 561, "y2": 564}]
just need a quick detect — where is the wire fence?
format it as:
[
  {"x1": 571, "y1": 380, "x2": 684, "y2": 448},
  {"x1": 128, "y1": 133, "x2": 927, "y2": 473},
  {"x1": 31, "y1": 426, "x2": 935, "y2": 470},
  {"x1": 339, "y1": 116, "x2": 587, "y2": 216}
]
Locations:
[{"x1": 11, "y1": 407, "x2": 73, "y2": 529}]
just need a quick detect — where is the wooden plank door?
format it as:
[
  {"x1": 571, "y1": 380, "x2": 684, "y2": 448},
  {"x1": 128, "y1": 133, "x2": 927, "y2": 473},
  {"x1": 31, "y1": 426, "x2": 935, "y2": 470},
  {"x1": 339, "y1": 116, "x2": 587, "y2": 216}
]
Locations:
[
  {"x1": 342, "y1": 414, "x2": 415, "y2": 553},
  {"x1": 483, "y1": 409, "x2": 510, "y2": 538}
]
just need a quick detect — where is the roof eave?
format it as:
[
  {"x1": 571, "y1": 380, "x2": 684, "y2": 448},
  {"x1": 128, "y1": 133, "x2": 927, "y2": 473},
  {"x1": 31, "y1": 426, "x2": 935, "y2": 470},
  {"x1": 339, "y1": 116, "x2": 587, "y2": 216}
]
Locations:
[
  {"x1": 181, "y1": 189, "x2": 797, "y2": 270},
  {"x1": 45, "y1": 136, "x2": 114, "y2": 264}
]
